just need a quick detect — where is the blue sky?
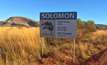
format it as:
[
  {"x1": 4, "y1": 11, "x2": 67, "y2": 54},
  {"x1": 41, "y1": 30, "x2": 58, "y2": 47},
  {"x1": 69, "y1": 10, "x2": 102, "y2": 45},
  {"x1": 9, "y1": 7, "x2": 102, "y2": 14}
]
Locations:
[{"x1": 0, "y1": 0, "x2": 107, "y2": 24}]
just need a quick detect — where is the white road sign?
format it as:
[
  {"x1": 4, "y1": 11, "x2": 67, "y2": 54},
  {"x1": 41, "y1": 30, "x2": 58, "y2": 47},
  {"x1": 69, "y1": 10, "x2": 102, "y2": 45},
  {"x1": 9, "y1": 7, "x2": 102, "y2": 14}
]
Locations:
[{"x1": 40, "y1": 12, "x2": 77, "y2": 39}]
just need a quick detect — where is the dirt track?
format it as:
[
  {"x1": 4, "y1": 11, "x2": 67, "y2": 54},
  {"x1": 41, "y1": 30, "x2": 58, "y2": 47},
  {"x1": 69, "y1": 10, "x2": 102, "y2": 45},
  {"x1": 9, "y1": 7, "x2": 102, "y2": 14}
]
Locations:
[{"x1": 81, "y1": 48, "x2": 107, "y2": 65}]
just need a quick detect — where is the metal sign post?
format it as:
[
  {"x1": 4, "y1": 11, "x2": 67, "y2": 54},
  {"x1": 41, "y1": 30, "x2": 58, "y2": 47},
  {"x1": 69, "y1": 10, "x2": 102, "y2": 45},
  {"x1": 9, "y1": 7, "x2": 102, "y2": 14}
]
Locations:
[
  {"x1": 42, "y1": 37, "x2": 44, "y2": 57},
  {"x1": 73, "y1": 39, "x2": 75, "y2": 63}
]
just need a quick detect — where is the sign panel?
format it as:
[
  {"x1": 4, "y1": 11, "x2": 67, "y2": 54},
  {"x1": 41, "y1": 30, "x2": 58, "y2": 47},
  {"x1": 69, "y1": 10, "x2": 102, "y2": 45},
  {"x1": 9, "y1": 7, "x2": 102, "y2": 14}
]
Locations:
[{"x1": 40, "y1": 12, "x2": 77, "y2": 39}]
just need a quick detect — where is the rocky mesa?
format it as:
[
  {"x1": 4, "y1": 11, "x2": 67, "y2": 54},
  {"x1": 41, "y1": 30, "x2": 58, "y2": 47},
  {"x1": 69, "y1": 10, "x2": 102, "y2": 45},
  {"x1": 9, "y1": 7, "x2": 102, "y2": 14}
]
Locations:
[{"x1": 0, "y1": 17, "x2": 39, "y2": 27}]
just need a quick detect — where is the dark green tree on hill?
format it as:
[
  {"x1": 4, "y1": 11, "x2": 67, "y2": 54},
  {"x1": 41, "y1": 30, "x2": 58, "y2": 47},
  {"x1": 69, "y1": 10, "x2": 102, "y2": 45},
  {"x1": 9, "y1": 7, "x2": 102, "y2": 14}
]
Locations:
[
  {"x1": 77, "y1": 18, "x2": 96, "y2": 32},
  {"x1": 77, "y1": 19, "x2": 97, "y2": 42}
]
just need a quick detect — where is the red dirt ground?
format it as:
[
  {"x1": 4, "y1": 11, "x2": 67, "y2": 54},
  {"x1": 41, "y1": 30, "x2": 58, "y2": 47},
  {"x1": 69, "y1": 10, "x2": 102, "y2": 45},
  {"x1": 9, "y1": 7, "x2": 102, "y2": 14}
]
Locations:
[
  {"x1": 80, "y1": 48, "x2": 107, "y2": 65},
  {"x1": 28, "y1": 48, "x2": 107, "y2": 65}
]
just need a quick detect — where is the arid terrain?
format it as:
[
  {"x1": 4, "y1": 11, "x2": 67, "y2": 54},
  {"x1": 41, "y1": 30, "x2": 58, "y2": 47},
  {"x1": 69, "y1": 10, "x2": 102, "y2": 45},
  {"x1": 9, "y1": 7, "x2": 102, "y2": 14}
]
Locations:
[
  {"x1": 0, "y1": 17, "x2": 107, "y2": 65},
  {"x1": 1, "y1": 0, "x2": 107, "y2": 64},
  {"x1": 81, "y1": 48, "x2": 107, "y2": 65},
  {"x1": 0, "y1": 27, "x2": 106, "y2": 65}
]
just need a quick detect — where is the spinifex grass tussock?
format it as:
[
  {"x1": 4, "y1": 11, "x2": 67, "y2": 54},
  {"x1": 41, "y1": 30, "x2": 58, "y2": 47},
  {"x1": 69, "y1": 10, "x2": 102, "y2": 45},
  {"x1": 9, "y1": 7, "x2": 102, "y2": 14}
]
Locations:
[
  {"x1": 76, "y1": 30, "x2": 107, "y2": 62},
  {"x1": 43, "y1": 29, "x2": 107, "y2": 63},
  {"x1": 0, "y1": 27, "x2": 41, "y2": 65}
]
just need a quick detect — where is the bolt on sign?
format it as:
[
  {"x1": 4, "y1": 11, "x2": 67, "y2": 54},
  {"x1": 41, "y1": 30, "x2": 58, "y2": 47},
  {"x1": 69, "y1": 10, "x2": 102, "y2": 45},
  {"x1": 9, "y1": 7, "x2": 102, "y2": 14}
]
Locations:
[{"x1": 40, "y1": 12, "x2": 77, "y2": 39}]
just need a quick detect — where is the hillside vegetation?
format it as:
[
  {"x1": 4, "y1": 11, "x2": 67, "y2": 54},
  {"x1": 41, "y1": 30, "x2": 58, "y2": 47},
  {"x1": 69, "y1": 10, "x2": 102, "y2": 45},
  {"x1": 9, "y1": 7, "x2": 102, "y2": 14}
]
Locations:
[
  {"x1": 95, "y1": 24, "x2": 107, "y2": 30},
  {"x1": 0, "y1": 17, "x2": 39, "y2": 27},
  {"x1": 0, "y1": 18, "x2": 107, "y2": 65}
]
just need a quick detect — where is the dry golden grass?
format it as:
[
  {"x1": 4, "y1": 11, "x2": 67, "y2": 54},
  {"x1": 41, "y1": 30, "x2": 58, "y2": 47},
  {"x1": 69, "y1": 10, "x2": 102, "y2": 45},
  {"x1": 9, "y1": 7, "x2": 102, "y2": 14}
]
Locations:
[
  {"x1": 0, "y1": 27, "x2": 107, "y2": 65},
  {"x1": 94, "y1": 30, "x2": 107, "y2": 36},
  {"x1": 0, "y1": 27, "x2": 41, "y2": 65},
  {"x1": 92, "y1": 30, "x2": 107, "y2": 39},
  {"x1": 76, "y1": 30, "x2": 107, "y2": 62}
]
